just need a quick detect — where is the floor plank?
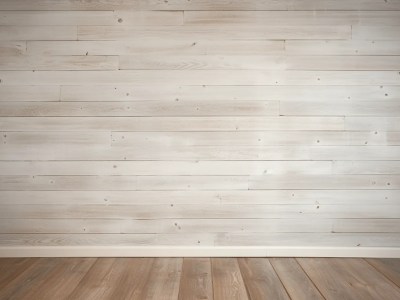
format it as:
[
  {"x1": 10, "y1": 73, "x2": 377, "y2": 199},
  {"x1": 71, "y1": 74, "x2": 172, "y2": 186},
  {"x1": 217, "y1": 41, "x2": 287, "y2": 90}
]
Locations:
[
  {"x1": 0, "y1": 258, "x2": 61, "y2": 299},
  {"x1": 298, "y1": 258, "x2": 400, "y2": 300},
  {"x1": 270, "y1": 258, "x2": 324, "y2": 300},
  {"x1": 238, "y1": 258, "x2": 290, "y2": 300},
  {"x1": 66, "y1": 258, "x2": 116, "y2": 299},
  {"x1": 68, "y1": 258, "x2": 155, "y2": 300},
  {"x1": 366, "y1": 258, "x2": 400, "y2": 287},
  {"x1": 136, "y1": 258, "x2": 182, "y2": 300},
  {"x1": 0, "y1": 258, "x2": 400, "y2": 299},
  {"x1": 23, "y1": 258, "x2": 96, "y2": 300},
  {"x1": 212, "y1": 258, "x2": 249, "y2": 300},
  {"x1": 178, "y1": 258, "x2": 213, "y2": 300},
  {"x1": 0, "y1": 258, "x2": 39, "y2": 291}
]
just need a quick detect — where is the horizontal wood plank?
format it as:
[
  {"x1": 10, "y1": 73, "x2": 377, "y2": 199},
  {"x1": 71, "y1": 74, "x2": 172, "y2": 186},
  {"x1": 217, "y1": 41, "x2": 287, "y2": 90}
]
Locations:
[
  {"x1": 0, "y1": 26, "x2": 77, "y2": 40},
  {"x1": 0, "y1": 56, "x2": 118, "y2": 71},
  {"x1": 0, "y1": 160, "x2": 333, "y2": 176},
  {"x1": 59, "y1": 85, "x2": 400, "y2": 101},
  {"x1": 0, "y1": 218, "x2": 335, "y2": 234},
  {"x1": 2, "y1": 0, "x2": 400, "y2": 11},
  {"x1": 3, "y1": 70, "x2": 399, "y2": 86},
  {"x1": 28, "y1": 40, "x2": 285, "y2": 56},
  {"x1": 185, "y1": 11, "x2": 400, "y2": 26},
  {"x1": 1, "y1": 190, "x2": 398, "y2": 205},
  {"x1": 0, "y1": 116, "x2": 345, "y2": 131},
  {"x1": 0, "y1": 11, "x2": 182, "y2": 26},
  {"x1": 286, "y1": 40, "x2": 400, "y2": 55},
  {"x1": 0, "y1": 101, "x2": 279, "y2": 116},
  {"x1": 0, "y1": 86, "x2": 60, "y2": 101},
  {"x1": 78, "y1": 25, "x2": 351, "y2": 40}
]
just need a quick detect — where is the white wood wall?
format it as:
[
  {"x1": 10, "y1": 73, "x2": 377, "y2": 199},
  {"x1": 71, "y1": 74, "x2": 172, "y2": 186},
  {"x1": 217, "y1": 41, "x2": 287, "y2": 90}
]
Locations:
[{"x1": 0, "y1": 0, "x2": 399, "y2": 257}]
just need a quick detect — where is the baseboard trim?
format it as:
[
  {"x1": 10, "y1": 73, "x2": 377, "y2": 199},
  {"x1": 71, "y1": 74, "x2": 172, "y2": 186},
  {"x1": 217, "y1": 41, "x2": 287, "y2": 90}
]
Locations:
[{"x1": 0, "y1": 246, "x2": 399, "y2": 257}]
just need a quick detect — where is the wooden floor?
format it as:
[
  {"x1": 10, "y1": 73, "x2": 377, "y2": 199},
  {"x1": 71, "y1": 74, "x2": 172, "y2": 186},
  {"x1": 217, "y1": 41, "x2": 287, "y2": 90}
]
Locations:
[{"x1": 0, "y1": 258, "x2": 399, "y2": 300}]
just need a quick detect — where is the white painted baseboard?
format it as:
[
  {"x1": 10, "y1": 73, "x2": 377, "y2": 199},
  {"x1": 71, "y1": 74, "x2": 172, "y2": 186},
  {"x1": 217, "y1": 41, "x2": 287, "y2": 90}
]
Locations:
[{"x1": 0, "y1": 246, "x2": 399, "y2": 258}]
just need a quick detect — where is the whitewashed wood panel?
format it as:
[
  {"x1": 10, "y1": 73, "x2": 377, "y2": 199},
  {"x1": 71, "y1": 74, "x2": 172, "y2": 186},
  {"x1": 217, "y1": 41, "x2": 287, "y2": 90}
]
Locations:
[
  {"x1": 0, "y1": 175, "x2": 249, "y2": 191},
  {"x1": 141, "y1": 0, "x2": 288, "y2": 11},
  {"x1": 0, "y1": 161, "x2": 333, "y2": 176},
  {"x1": 0, "y1": 86, "x2": 60, "y2": 101},
  {"x1": 60, "y1": 85, "x2": 400, "y2": 102},
  {"x1": 309, "y1": 146, "x2": 400, "y2": 161},
  {"x1": 0, "y1": 11, "x2": 115, "y2": 25},
  {"x1": 352, "y1": 26, "x2": 400, "y2": 40},
  {"x1": 0, "y1": 116, "x2": 345, "y2": 131},
  {"x1": 1, "y1": 190, "x2": 398, "y2": 205},
  {"x1": 28, "y1": 40, "x2": 285, "y2": 56},
  {"x1": 78, "y1": 25, "x2": 351, "y2": 40},
  {"x1": 0, "y1": 11, "x2": 182, "y2": 26},
  {"x1": 1, "y1": 132, "x2": 110, "y2": 145},
  {"x1": 249, "y1": 175, "x2": 400, "y2": 190},
  {"x1": 0, "y1": 101, "x2": 279, "y2": 116},
  {"x1": 0, "y1": 233, "x2": 399, "y2": 248},
  {"x1": 0, "y1": 0, "x2": 128, "y2": 10},
  {"x1": 1, "y1": 70, "x2": 399, "y2": 86},
  {"x1": 119, "y1": 55, "x2": 286, "y2": 70},
  {"x1": 185, "y1": 11, "x2": 400, "y2": 26},
  {"x1": 345, "y1": 117, "x2": 400, "y2": 131},
  {"x1": 18, "y1": 131, "x2": 388, "y2": 147},
  {"x1": 0, "y1": 26, "x2": 77, "y2": 40},
  {"x1": 4, "y1": 145, "x2": 397, "y2": 160},
  {"x1": 0, "y1": 218, "x2": 334, "y2": 234},
  {"x1": 286, "y1": 56, "x2": 400, "y2": 71},
  {"x1": 0, "y1": 0, "x2": 399, "y2": 255},
  {"x1": 333, "y1": 219, "x2": 400, "y2": 233},
  {"x1": 110, "y1": 131, "x2": 400, "y2": 146},
  {"x1": 287, "y1": 0, "x2": 400, "y2": 11},
  {"x1": 0, "y1": 218, "x2": 391, "y2": 233},
  {"x1": 0, "y1": 233, "x2": 215, "y2": 246},
  {"x1": 1, "y1": 175, "x2": 400, "y2": 191},
  {"x1": 216, "y1": 233, "x2": 400, "y2": 247},
  {"x1": 333, "y1": 161, "x2": 400, "y2": 175},
  {"x1": 0, "y1": 41, "x2": 26, "y2": 56},
  {"x1": 0, "y1": 56, "x2": 118, "y2": 71},
  {"x1": 2, "y1": 0, "x2": 400, "y2": 11},
  {"x1": 286, "y1": 40, "x2": 400, "y2": 55},
  {"x1": 0, "y1": 204, "x2": 398, "y2": 219},
  {"x1": 114, "y1": 11, "x2": 183, "y2": 25},
  {"x1": 280, "y1": 101, "x2": 400, "y2": 116}
]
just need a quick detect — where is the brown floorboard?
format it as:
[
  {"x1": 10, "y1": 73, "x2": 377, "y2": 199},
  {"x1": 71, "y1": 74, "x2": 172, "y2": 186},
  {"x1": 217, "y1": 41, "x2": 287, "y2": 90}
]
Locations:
[{"x1": 0, "y1": 258, "x2": 399, "y2": 300}]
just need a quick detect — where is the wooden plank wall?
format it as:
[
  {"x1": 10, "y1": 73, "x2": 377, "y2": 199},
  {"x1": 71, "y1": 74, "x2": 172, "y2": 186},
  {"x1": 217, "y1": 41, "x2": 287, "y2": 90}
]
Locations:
[{"x1": 0, "y1": 0, "x2": 399, "y2": 256}]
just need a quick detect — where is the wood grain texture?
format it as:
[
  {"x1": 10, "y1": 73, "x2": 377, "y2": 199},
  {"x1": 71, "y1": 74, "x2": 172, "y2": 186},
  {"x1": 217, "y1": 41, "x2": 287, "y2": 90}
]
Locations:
[
  {"x1": 238, "y1": 258, "x2": 290, "y2": 300},
  {"x1": 137, "y1": 258, "x2": 182, "y2": 300},
  {"x1": 77, "y1": 25, "x2": 351, "y2": 41},
  {"x1": 28, "y1": 40, "x2": 285, "y2": 56},
  {"x1": 298, "y1": 258, "x2": 400, "y2": 300},
  {"x1": 366, "y1": 258, "x2": 400, "y2": 286},
  {"x1": 20, "y1": 258, "x2": 96, "y2": 300},
  {"x1": 59, "y1": 85, "x2": 400, "y2": 101},
  {"x1": 0, "y1": 11, "x2": 183, "y2": 26},
  {"x1": 0, "y1": 258, "x2": 399, "y2": 299},
  {"x1": 178, "y1": 258, "x2": 213, "y2": 300},
  {"x1": 184, "y1": 11, "x2": 400, "y2": 26},
  {"x1": 2, "y1": 0, "x2": 400, "y2": 11},
  {"x1": 0, "y1": 56, "x2": 119, "y2": 71},
  {"x1": 0, "y1": 0, "x2": 399, "y2": 255},
  {"x1": 0, "y1": 258, "x2": 62, "y2": 299},
  {"x1": 0, "y1": 258, "x2": 38, "y2": 291},
  {"x1": 270, "y1": 258, "x2": 324, "y2": 300},
  {"x1": 211, "y1": 258, "x2": 249, "y2": 300}
]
